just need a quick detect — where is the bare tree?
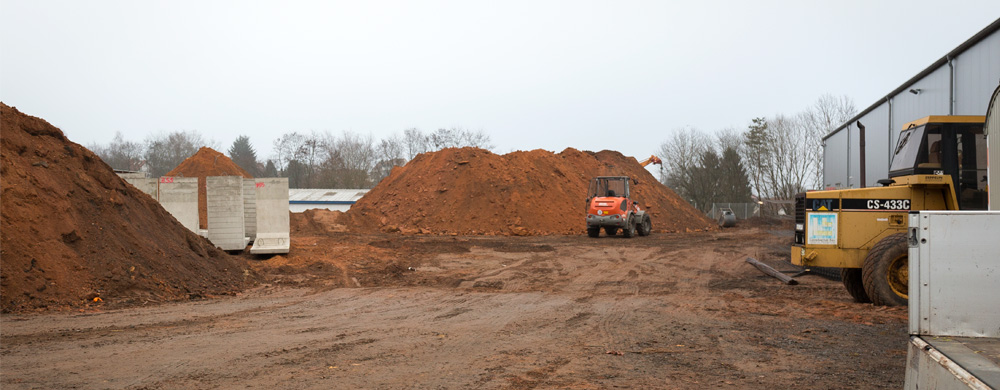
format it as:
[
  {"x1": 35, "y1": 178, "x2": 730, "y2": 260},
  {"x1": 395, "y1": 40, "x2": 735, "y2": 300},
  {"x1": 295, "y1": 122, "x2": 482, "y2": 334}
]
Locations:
[
  {"x1": 145, "y1": 130, "x2": 211, "y2": 177},
  {"x1": 403, "y1": 128, "x2": 429, "y2": 160},
  {"x1": 741, "y1": 114, "x2": 819, "y2": 200},
  {"x1": 90, "y1": 131, "x2": 145, "y2": 171},
  {"x1": 425, "y1": 127, "x2": 494, "y2": 150},
  {"x1": 657, "y1": 128, "x2": 712, "y2": 207},
  {"x1": 762, "y1": 114, "x2": 811, "y2": 199},
  {"x1": 456, "y1": 128, "x2": 494, "y2": 149},
  {"x1": 271, "y1": 131, "x2": 325, "y2": 188},
  {"x1": 800, "y1": 94, "x2": 857, "y2": 188},
  {"x1": 271, "y1": 132, "x2": 305, "y2": 172},
  {"x1": 372, "y1": 134, "x2": 406, "y2": 183},
  {"x1": 715, "y1": 127, "x2": 743, "y2": 155},
  {"x1": 320, "y1": 131, "x2": 377, "y2": 188}
]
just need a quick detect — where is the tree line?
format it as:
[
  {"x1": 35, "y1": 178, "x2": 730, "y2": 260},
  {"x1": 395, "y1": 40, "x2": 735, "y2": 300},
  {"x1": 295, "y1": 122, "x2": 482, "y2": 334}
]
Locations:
[
  {"x1": 657, "y1": 94, "x2": 856, "y2": 211},
  {"x1": 92, "y1": 93, "x2": 854, "y2": 199},
  {"x1": 89, "y1": 127, "x2": 493, "y2": 188}
]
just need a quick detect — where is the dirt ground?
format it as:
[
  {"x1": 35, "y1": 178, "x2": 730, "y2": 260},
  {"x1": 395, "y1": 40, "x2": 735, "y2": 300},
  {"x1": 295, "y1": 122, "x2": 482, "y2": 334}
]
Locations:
[{"x1": 1, "y1": 222, "x2": 907, "y2": 389}]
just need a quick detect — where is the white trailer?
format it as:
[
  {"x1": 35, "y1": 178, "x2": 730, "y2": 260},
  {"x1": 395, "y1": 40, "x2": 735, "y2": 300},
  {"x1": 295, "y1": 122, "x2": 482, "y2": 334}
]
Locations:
[{"x1": 904, "y1": 211, "x2": 1000, "y2": 389}]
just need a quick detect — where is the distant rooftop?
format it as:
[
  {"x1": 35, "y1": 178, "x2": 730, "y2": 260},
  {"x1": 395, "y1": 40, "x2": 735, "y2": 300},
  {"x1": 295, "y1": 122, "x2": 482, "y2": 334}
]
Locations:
[{"x1": 289, "y1": 188, "x2": 369, "y2": 204}]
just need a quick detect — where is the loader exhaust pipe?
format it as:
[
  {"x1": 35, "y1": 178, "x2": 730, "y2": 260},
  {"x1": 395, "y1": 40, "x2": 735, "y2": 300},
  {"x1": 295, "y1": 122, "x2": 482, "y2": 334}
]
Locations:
[{"x1": 857, "y1": 121, "x2": 866, "y2": 188}]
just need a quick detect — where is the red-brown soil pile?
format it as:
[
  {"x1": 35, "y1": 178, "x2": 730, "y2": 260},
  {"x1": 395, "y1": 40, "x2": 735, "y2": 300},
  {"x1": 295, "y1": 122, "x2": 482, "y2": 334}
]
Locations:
[
  {"x1": 0, "y1": 103, "x2": 254, "y2": 312},
  {"x1": 344, "y1": 147, "x2": 714, "y2": 235},
  {"x1": 165, "y1": 147, "x2": 252, "y2": 229}
]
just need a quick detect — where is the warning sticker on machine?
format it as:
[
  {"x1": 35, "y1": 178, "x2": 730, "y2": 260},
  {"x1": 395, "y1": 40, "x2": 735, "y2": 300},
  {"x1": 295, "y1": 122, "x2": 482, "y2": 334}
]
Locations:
[{"x1": 807, "y1": 213, "x2": 837, "y2": 245}]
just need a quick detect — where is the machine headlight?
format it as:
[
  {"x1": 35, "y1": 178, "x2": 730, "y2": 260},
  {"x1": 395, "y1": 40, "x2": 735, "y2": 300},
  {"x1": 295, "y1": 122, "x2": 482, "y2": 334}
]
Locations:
[{"x1": 795, "y1": 223, "x2": 804, "y2": 231}]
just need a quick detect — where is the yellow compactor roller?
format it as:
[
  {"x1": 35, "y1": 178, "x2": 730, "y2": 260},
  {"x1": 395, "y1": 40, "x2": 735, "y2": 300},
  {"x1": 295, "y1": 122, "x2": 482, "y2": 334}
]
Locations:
[{"x1": 791, "y1": 115, "x2": 988, "y2": 306}]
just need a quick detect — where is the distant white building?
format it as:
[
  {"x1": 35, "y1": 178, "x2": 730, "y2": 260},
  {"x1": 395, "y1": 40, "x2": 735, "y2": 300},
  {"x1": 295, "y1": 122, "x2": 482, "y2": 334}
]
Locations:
[{"x1": 288, "y1": 189, "x2": 369, "y2": 212}]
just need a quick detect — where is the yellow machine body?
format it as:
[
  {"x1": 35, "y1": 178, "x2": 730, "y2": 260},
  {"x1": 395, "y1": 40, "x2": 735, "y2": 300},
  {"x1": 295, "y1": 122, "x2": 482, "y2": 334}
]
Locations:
[
  {"x1": 790, "y1": 175, "x2": 958, "y2": 268},
  {"x1": 792, "y1": 115, "x2": 986, "y2": 270}
]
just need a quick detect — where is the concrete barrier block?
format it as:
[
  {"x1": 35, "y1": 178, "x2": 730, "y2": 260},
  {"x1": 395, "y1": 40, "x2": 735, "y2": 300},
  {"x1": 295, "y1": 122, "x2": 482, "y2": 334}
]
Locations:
[
  {"x1": 207, "y1": 176, "x2": 246, "y2": 251},
  {"x1": 251, "y1": 178, "x2": 290, "y2": 254},
  {"x1": 120, "y1": 175, "x2": 159, "y2": 201},
  {"x1": 125, "y1": 177, "x2": 160, "y2": 200},
  {"x1": 158, "y1": 177, "x2": 199, "y2": 232},
  {"x1": 243, "y1": 179, "x2": 257, "y2": 241}
]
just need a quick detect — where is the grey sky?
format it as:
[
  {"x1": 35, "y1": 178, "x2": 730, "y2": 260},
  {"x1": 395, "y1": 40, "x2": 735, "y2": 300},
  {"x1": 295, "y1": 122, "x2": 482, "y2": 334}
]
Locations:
[{"x1": 2, "y1": 1, "x2": 999, "y2": 165}]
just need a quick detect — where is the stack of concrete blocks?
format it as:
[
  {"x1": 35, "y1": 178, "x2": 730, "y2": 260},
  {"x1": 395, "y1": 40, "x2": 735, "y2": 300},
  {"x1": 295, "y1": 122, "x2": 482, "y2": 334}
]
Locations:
[
  {"x1": 243, "y1": 178, "x2": 257, "y2": 242},
  {"x1": 206, "y1": 176, "x2": 247, "y2": 251},
  {"x1": 157, "y1": 177, "x2": 199, "y2": 233},
  {"x1": 119, "y1": 172, "x2": 159, "y2": 201},
  {"x1": 127, "y1": 174, "x2": 290, "y2": 254},
  {"x1": 250, "y1": 178, "x2": 290, "y2": 254}
]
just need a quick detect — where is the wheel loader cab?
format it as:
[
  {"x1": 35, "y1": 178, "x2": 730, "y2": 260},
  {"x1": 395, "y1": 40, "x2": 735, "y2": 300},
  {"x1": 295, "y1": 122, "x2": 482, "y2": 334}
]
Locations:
[
  {"x1": 588, "y1": 177, "x2": 629, "y2": 200},
  {"x1": 887, "y1": 116, "x2": 988, "y2": 210}
]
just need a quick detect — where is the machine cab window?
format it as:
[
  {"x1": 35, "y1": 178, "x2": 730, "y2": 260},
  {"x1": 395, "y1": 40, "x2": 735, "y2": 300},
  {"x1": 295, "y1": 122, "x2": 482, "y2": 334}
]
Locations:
[
  {"x1": 888, "y1": 118, "x2": 987, "y2": 210},
  {"x1": 588, "y1": 177, "x2": 629, "y2": 198}
]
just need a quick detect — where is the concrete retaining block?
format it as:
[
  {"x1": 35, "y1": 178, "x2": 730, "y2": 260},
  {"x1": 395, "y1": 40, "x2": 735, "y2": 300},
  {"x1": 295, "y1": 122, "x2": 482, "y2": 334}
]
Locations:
[
  {"x1": 243, "y1": 178, "x2": 257, "y2": 242},
  {"x1": 251, "y1": 178, "x2": 290, "y2": 254},
  {"x1": 207, "y1": 176, "x2": 247, "y2": 251},
  {"x1": 157, "y1": 177, "x2": 199, "y2": 232}
]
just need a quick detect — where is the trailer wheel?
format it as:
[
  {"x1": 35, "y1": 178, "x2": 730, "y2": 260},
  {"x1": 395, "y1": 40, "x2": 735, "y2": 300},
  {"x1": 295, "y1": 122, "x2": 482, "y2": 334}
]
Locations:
[
  {"x1": 604, "y1": 227, "x2": 618, "y2": 236},
  {"x1": 587, "y1": 227, "x2": 600, "y2": 238},
  {"x1": 622, "y1": 216, "x2": 637, "y2": 238},
  {"x1": 862, "y1": 233, "x2": 909, "y2": 306},
  {"x1": 638, "y1": 215, "x2": 652, "y2": 236},
  {"x1": 840, "y1": 268, "x2": 871, "y2": 303}
]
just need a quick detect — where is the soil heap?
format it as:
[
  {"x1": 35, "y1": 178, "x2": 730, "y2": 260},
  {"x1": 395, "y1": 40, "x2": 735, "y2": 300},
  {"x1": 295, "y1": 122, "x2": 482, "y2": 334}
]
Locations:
[
  {"x1": 344, "y1": 147, "x2": 714, "y2": 235},
  {"x1": 0, "y1": 103, "x2": 254, "y2": 312},
  {"x1": 165, "y1": 147, "x2": 252, "y2": 229}
]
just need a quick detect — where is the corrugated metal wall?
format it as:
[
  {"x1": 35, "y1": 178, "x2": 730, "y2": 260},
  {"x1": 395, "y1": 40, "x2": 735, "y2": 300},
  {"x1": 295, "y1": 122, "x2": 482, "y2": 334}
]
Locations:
[
  {"x1": 823, "y1": 134, "x2": 848, "y2": 188},
  {"x1": 890, "y1": 66, "x2": 950, "y2": 129},
  {"x1": 859, "y1": 104, "x2": 890, "y2": 187},
  {"x1": 823, "y1": 24, "x2": 1000, "y2": 189},
  {"x1": 955, "y1": 32, "x2": 1000, "y2": 115}
]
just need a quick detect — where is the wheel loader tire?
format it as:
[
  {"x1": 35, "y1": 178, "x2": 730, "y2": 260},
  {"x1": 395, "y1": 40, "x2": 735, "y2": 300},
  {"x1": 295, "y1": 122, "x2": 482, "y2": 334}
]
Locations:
[
  {"x1": 861, "y1": 233, "x2": 909, "y2": 306},
  {"x1": 840, "y1": 268, "x2": 871, "y2": 303},
  {"x1": 604, "y1": 227, "x2": 618, "y2": 236},
  {"x1": 587, "y1": 227, "x2": 600, "y2": 238},
  {"x1": 622, "y1": 216, "x2": 636, "y2": 238},
  {"x1": 638, "y1": 215, "x2": 652, "y2": 236}
]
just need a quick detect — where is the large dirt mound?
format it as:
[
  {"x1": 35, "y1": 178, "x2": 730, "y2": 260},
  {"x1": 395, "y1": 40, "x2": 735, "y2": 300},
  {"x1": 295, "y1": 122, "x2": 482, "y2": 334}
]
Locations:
[
  {"x1": 344, "y1": 147, "x2": 714, "y2": 235},
  {"x1": 165, "y1": 147, "x2": 252, "y2": 229},
  {"x1": 0, "y1": 103, "x2": 254, "y2": 312}
]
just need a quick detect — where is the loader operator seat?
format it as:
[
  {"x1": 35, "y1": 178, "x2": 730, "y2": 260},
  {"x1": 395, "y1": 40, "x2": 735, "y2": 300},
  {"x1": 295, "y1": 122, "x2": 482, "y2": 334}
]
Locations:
[
  {"x1": 607, "y1": 190, "x2": 616, "y2": 197},
  {"x1": 928, "y1": 140, "x2": 941, "y2": 165}
]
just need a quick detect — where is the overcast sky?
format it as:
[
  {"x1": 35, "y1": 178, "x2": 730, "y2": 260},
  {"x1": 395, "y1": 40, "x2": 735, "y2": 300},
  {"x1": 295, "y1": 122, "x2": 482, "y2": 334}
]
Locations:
[{"x1": 2, "y1": 1, "x2": 999, "y2": 165}]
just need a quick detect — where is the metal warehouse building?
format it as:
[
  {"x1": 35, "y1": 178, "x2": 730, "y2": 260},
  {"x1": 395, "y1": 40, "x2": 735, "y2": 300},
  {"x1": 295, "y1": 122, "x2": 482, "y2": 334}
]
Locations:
[
  {"x1": 289, "y1": 188, "x2": 369, "y2": 212},
  {"x1": 823, "y1": 18, "x2": 1000, "y2": 189}
]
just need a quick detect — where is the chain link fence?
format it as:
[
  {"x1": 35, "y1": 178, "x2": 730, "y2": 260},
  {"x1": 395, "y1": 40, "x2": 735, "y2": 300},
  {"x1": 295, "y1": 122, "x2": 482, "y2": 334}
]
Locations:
[
  {"x1": 708, "y1": 200, "x2": 793, "y2": 220},
  {"x1": 708, "y1": 203, "x2": 758, "y2": 220}
]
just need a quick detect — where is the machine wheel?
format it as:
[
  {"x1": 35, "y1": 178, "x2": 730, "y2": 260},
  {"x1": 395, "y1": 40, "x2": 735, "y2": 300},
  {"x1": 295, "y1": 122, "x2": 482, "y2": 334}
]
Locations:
[
  {"x1": 862, "y1": 233, "x2": 909, "y2": 306},
  {"x1": 587, "y1": 227, "x2": 600, "y2": 238},
  {"x1": 637, "y1": 215, "x2": 652, "y2": 236},
  {"x1": 604, "y1": 227, "x2": 618, "y2": 236},
  {"x1": 840, "y1": 268, "x2": 871, "y2": 303},
  {"x1": 622, "y1": 216, "x2": 636, "y2": 238}
]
